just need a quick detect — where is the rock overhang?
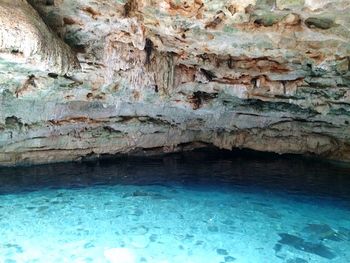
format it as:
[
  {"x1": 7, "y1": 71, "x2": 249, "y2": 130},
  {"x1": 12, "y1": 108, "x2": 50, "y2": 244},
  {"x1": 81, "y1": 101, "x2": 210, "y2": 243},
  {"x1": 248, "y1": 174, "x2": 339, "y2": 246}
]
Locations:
[{"x1": 0, "y1": 0, "x2": 349, "y2": 166}]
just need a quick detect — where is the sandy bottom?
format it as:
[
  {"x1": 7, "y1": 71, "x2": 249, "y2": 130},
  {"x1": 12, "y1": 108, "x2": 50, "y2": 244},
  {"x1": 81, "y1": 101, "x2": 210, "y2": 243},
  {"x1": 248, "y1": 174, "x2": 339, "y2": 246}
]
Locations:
[{"x1": 0, "y1": 183, "x2": 349, "y2": 263}]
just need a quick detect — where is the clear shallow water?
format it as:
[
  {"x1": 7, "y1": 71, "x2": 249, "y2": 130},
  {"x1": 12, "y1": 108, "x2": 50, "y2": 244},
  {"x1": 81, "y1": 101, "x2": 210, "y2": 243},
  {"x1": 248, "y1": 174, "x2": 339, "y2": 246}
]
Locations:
[{"x1": 0, "y1": 150, "x2": 350, "y2": 263}]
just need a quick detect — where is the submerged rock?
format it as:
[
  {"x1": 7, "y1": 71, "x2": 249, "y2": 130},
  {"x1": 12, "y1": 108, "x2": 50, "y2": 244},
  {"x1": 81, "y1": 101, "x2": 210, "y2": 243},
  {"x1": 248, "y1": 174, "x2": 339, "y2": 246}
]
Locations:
[
  {"x1": 286, "y1": 258, "x2": 308, "y2": 263},
  {"x1": 302, "y1": 223, "x2": 347, "y2": 241},
  {"x1": 277, "y1": 233, "x2": 337, "y2": 259},
  {"x1": 224, "y1": 256, "x2": 236, "y2": 262},
  {"x1": 216, "y1": 248, "x2": 229, "y2": 255}
]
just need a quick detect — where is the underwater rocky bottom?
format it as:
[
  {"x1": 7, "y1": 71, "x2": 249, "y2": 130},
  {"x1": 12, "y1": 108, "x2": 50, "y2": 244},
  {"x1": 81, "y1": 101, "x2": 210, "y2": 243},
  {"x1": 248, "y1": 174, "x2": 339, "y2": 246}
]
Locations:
[{"x1": 0, "y1": 150, "x2": 350, "y2": 263}]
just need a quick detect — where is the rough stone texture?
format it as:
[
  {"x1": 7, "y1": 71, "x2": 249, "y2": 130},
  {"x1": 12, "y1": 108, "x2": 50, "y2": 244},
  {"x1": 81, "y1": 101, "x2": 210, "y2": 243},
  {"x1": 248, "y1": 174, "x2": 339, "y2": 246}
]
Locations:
[
  {"x1": 0, "y1": 0, "x2": 350, "y2": 166},
  {"x1": 0, "y1": 0, "x2": 79, "y2": 75}
]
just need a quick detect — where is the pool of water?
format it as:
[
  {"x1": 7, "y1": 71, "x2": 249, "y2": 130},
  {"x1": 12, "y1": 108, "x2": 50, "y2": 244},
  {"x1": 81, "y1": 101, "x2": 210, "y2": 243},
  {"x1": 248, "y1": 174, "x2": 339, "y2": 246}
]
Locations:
[{"x1": 0, "y1": 150, "x2": 350, "y2": 263}]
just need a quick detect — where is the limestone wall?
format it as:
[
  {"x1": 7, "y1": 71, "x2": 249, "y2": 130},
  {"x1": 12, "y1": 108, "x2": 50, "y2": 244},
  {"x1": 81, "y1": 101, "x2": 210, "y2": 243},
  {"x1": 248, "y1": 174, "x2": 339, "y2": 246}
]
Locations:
[{"x1": 0, "y1": 0, "x2": 349, "y2": 165}]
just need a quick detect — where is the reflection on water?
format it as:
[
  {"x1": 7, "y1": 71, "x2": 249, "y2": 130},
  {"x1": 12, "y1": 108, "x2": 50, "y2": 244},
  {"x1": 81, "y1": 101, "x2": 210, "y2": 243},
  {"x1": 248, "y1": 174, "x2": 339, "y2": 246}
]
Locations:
[{"x1": 0, "y1": 149, "x2": 349, "y2": 262}]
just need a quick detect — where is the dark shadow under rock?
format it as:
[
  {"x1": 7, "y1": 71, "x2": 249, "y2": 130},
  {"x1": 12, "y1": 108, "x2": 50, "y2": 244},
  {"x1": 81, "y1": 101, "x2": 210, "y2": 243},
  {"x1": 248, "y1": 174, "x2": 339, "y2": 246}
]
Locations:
[{"x1": 277, "y1": 233, "x2": 336, "y2": 259}]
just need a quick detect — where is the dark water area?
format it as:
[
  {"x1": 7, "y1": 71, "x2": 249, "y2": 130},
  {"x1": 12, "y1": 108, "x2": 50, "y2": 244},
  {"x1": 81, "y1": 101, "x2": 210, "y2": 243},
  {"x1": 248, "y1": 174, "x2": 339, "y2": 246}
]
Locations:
[{"x1": 0, "y1": 149, "x2": 350, "y2": 201}]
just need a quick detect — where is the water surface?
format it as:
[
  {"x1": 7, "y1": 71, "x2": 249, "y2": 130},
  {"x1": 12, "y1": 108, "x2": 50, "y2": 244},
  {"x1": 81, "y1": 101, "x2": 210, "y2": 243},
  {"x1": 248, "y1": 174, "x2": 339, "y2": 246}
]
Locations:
[{"x1": 0, "y1": 150, "x2": 349, "y2": 263}]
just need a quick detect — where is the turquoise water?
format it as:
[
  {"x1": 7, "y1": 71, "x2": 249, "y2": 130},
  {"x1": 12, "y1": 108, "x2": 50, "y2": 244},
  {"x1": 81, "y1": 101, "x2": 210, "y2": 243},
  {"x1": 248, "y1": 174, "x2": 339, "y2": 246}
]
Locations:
[{"x1": 0, "y1": 151, "x2": 350, "y2": 263}]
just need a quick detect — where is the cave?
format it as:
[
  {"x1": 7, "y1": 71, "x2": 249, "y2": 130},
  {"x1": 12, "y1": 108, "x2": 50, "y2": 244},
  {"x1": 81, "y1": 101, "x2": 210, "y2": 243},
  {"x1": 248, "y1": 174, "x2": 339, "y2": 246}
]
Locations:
[{"x1": 0, "y1": 0, "x2": 350, "y2": 262}]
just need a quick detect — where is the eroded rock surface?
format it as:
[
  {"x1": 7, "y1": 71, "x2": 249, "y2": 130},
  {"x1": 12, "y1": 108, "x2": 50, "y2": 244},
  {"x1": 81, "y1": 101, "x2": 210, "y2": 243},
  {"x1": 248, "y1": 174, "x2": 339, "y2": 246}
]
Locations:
[
  {"x1": 0, "y1": 0, "x2": 350, "y2": 165},
  {"x1": 0, "y1": 0, "x2": 79, "y2": 75}
]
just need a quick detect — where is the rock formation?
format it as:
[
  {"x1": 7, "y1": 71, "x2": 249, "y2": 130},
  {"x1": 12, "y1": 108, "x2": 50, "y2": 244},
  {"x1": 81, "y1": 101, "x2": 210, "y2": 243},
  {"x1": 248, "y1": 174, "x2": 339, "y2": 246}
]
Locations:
[
  {"x1": 0, "y1": 0, "x2": 349, "y2": 165},
  {"x1": 0, "y1": 0, "x2": 79, "y2": 75}
]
